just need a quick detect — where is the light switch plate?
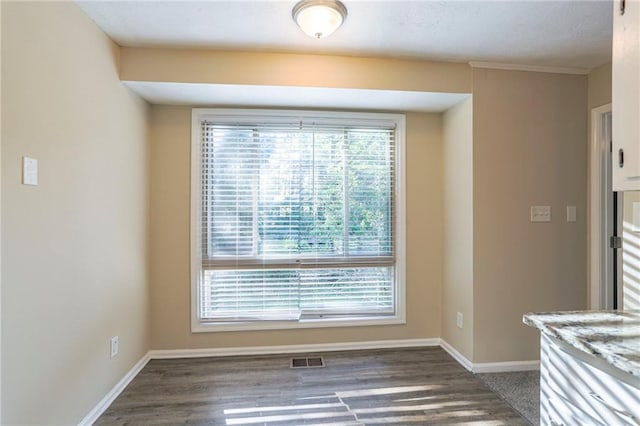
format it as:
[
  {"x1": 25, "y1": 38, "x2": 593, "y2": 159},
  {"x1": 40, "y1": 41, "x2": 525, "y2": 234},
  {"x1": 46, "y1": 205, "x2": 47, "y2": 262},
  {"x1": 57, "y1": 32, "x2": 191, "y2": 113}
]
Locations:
[
  {"x1": 531, "y1": 206, "x2": 551, "y2": 222},
  {"x1": 22, "y1": 156, "x2": 38, "y2": 186},
  {"x1": 110, "y1": 336, "x2": 119, "y2": 359},
  {"x1": 566, "y1": 206, "x2": 577, "y2": 223}
]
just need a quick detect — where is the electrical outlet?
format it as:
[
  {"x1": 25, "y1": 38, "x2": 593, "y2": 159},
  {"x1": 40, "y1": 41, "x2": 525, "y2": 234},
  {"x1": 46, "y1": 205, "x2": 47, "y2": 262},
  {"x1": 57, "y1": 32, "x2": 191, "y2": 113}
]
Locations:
[
  {"x1": 110, "y1": 336, "x2": 119, "y2": 358},
  {"x1": 456, "y1": 312, "x2": 463, "y2": 329}
]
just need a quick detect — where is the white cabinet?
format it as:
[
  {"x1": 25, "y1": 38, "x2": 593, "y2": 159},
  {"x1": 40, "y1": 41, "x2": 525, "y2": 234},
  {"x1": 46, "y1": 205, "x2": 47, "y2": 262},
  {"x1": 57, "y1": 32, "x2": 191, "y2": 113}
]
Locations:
[
  {"x1": 612, "y1": 0, "x2": 640, "y2": 190},
  {"x1": 540, "y1": 334, "x2": 640, "y2": 426}
]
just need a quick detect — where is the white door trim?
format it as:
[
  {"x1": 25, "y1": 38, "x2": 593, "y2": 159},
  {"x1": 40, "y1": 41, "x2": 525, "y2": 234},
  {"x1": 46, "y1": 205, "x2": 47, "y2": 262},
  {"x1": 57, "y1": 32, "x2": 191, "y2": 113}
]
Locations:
[{"x1": 589, "y1": 103, "x2": 612, "y2": 309}]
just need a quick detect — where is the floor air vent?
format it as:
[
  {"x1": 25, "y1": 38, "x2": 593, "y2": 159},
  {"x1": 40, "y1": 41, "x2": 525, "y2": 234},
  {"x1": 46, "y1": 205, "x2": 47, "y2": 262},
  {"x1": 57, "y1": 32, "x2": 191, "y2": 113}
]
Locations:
[{"x1": 290, "y1": 356, "x2": 325, "y2": 368}]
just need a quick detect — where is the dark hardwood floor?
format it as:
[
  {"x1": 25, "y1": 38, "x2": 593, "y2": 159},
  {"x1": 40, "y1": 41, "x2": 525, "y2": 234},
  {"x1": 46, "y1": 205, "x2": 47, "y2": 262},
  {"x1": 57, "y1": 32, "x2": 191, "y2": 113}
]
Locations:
[{"x1": 96, "y1": 347, "x2": 528, "y2": 425}]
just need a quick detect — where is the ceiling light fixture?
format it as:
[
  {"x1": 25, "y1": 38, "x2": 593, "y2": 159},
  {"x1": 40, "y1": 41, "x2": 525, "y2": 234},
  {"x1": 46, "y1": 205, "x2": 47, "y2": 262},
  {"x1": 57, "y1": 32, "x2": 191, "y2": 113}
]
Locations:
[{"x1": 292, "y1": 0, "x2": 347, "y2": 39}]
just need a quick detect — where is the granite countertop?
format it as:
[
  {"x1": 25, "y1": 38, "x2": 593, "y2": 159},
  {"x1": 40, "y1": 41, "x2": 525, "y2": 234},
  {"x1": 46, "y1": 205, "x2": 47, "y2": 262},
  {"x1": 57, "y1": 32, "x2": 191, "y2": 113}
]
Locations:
[{"x1": 523, "y1": 310, "x2": 640, "y2": 378}]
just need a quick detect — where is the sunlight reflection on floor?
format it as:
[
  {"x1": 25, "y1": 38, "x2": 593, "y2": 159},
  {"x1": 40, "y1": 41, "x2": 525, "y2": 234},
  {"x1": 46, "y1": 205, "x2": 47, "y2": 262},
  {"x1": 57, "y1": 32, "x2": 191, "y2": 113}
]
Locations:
[{"x1": 223, "y1": 383, "x2": 516, "y2": 425}]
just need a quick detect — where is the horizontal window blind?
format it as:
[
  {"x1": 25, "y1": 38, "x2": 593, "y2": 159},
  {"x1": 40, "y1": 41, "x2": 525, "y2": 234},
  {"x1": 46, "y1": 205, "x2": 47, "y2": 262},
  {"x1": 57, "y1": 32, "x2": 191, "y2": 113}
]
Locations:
[
  {"x1": 201, "y1": 267, "x2": 394, "y2": 321},
  {"x1": 197, "y1": 116, "x2": 397, "y2": 322}
]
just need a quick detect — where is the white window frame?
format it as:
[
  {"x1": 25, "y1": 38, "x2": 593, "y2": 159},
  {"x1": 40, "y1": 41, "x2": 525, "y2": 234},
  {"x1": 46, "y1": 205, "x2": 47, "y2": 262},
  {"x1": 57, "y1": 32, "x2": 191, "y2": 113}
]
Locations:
[{"x1": 190, "y1": 108, "x2": 406, "y2": 332}]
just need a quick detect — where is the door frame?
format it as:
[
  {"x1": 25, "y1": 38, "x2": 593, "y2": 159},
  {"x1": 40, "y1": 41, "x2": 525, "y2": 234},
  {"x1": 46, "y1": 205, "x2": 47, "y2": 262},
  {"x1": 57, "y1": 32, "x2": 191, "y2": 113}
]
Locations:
[{"x1": 589, "y1": 103, "x2": 613, "y2": 309}]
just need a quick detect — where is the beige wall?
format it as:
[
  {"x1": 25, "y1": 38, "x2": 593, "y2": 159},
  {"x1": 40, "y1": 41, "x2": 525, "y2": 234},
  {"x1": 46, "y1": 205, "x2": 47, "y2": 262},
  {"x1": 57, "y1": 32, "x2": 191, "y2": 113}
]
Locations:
[
  {"x1": 149, "y1": 106, "x2": 443, "y2": 349},
  {"x1": 120, "y1": 47, "x2": 472, "y2": 94},
  {"x1": 441, "y1": 96, "x2": 474, "y2": 359},
  {"x1": 588, "y1": 63, "x2": 613, "y2": 111},
  {"x1": 472, "y1": 68, "x2": 588, "y2": 362},
  {"x1": 1, "y1": 2, "x2": 150, "y2": 424}
]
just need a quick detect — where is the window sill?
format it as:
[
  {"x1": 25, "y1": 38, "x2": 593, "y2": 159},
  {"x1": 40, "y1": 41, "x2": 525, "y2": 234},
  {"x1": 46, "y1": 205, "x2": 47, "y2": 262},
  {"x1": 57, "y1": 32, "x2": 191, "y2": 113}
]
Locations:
[{"x1": 191, "y1": 315, "x2": 406, "y2": 333}]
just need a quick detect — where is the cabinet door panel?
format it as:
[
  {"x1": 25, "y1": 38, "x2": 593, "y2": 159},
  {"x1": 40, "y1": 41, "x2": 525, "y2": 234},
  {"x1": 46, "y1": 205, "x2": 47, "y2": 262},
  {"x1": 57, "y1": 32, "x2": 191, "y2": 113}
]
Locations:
[
  {"x1": 548, "y1": 394, "x2": 607, "y2": 426},
  {"x1": 612, "y1": 0, "x2": 640, "y2": 190},
  {"x1": 541, "y1": 335, "x2": 640, "y2": 426}
]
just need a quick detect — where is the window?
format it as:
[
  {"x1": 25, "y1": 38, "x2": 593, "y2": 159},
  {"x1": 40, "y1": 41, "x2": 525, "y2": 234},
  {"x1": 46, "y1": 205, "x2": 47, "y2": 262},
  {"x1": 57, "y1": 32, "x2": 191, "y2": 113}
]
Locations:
[{"x1": 191, "y1": 109, "x2": 406, "y2": 331}]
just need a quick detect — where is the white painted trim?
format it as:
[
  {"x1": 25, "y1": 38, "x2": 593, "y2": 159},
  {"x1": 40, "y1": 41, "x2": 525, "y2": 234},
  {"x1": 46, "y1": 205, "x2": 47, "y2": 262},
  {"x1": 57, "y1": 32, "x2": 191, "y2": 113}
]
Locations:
[
  {"x1": 78, "y1": 353, "x2": 151, "y2": 426},
  {"x1": 589, "y1": 103, "x2": 613, "y2": 310},
  {"x1": 0, "y1": 2, "x2": 4, "y2": 415},
  {"x1": 190, "y1": 108, "x2": 407, "y2": 333},
  {"x1": 149, "y1": 338, "x2": 440, "y2": 359},
  {"x1": 473, "y1": 360, "x2": 540, "y2": 373},
  {"x1": 193, "y1": 316, "x2": 406, "y2": 333},
  {"x1": 439, "y1": 339, "x2": 474, "y2": 372},
  {"x1": 395, "y1": 114, "x2": 407, "y2": 326},
  {"x1": 190, "y1": 110, "x2": 203, "y2": 335},
  {"x1": 469, "y1": 61, "x2": 589, "y2": 75},
  {"x1": 439, "y1": 339, "x2": 539, "y2": 373},
  {"x1": 0, "y1": 1, "x2": 3, "y2": 415},
  {"x1": 79, "y1": 339, "x2": 542, "y2": 423}
]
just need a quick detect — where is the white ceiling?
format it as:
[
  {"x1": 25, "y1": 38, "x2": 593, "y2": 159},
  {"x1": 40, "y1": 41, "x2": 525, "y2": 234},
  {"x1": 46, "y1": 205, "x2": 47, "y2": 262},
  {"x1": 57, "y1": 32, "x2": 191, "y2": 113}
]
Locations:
[
  {"x1": 77, "y1": 0, "x2": 612, "y2": 111},
  {"x1": 77, "y1": 0, "x2": 612, "y2": 70},
  {"x1": 124, "y1": 81, "x2": 470, "y2": 111}
]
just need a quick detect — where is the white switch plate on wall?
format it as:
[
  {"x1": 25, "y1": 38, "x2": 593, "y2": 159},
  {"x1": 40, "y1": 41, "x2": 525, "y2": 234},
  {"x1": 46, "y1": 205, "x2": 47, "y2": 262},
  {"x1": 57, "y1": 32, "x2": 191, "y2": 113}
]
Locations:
[
  {"x1": 22, "y1": 156, "x2": 38, "y2": 186},
  {"x1": 566, "y1": 206, "x2": 577, "y2": 222},
  {"x1": 531, "y1": 206, "x2": 551, "y2": 222},
  {"x1": 456, "y1": 312, "x2": 463, "y2": 329},
  {"x1": 110, "y1": 336, "x2": 119, "y2": 359}
]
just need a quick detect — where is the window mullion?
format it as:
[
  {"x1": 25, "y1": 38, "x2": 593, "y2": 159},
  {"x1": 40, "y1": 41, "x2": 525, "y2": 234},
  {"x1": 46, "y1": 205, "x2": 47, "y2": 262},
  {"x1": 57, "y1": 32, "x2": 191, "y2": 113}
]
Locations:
[
  {"x1": 342, "y1": 130, "x2": 349, "y2": 257},
  {"x1": 312, "y1": 127, "x2": 317, "y2": 259},
  {"x1": 252, "y1": 128, "x2": 259, "y2": 258}
]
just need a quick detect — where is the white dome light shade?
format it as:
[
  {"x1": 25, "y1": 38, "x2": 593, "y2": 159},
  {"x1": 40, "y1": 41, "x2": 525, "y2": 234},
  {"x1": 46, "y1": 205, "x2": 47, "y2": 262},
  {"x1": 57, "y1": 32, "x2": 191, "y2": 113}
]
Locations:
[{"x1": 292, "y1": 0, "x2": 347, "y2": 39}]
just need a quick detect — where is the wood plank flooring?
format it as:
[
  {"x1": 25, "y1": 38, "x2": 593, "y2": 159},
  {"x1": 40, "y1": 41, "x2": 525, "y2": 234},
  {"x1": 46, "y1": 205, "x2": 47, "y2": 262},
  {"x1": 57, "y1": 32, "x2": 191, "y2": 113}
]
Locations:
[{"x1": 96, "y1": 347, "x2": 528, "y2": 425}]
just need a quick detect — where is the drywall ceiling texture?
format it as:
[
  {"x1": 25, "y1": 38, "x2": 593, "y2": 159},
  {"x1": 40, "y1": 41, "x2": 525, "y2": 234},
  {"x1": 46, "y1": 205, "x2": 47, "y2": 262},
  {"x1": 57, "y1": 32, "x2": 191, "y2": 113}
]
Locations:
[
  {"x1": 77, "y1": 0, "x2": 612, "y2": 70},
  {"x1": 442, "y1": 97, "x2": 474, "y2": 361},
  {"x1": 149, "y1": 106, "x2": 444, "y2": 349},
  {"x1": 122, "y1": 81, "x2": 469, "y2": 112},
  {"x1": 472, "y1": 68, "x2": 588, "y2": 363},
  {"x1": 1, "y1": 2, "x2": 150, "y2": 424}
]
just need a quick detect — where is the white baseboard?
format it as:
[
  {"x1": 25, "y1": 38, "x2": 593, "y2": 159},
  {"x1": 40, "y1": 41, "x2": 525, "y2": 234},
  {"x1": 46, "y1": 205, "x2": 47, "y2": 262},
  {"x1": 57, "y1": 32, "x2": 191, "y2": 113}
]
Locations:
[
  {"x1": 78, "y1": 353, "x2": 151, "y2": 426},
  {"x1": 149, "y1": 338, "x2": 440, "y2": 359},
  {"x1": 439, "y1": 339, "x2": 539, "y2": 373},
  {"x1": 473, "y1": 360, "x2": 540, "y2": 373},
  {"x1": 80, "y1": 338, "x2": 539, "y2": 424},
  {"x1": 439, "y1": 339, "x2": 474, "y2": 372}
]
